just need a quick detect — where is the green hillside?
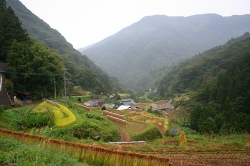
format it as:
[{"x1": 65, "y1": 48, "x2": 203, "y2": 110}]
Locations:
[
  {"x1": 6, "y1": 0, "x2": 126, "y2": 96},
  {"x1": 158, "y1": 33, "x2": 250, "y2": 96},
  {"x1": 157, "y1": 33, "x2": 250, "y2": 133}
]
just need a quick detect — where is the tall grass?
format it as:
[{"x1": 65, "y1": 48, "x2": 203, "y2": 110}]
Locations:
[{"x1": 0, "y1": 138, "x2": 86, "y2": 166}]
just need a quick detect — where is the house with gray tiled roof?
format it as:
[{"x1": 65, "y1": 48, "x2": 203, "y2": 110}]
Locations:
[{"x1": 119, "y1": 98, "x2": 135, "y2": 106}]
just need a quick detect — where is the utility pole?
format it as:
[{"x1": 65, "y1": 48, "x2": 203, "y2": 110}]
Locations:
[
  {"x1": 62, "y1": 68, "x2": 67, "y2": 106},
  {"x1": 54, "y1": 77, "x2": 56, "y2": 101}
]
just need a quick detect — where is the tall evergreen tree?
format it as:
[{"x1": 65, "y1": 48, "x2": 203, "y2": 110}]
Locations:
[
  {"x1": 0, "y1": 0, "x2": 30, "y2": 61},
  {"x1": 222, "y1": 97, "x2": 235, "y2": 131}
]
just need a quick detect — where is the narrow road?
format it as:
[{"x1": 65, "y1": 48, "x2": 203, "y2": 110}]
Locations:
[
  {"x1": 118, "y1": 127, "x2": 130, "y2": 142},
  {"x1": 164, "y1": 99, "x2": 173, "y2": 108}
]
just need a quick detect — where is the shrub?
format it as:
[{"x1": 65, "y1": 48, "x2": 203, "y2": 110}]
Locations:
[
  {"x1": 72, "y1": 120, "x2": 120, "y2": 142},
  {"x1": 101, "y1": 105, "x2": 106, "y2": 111},
  {"x1": 86, "y1": 113, "x2": 105, "y2": 121},
  {"x1": 18, "y1": 112, "x2": 51, "y2": 129}
]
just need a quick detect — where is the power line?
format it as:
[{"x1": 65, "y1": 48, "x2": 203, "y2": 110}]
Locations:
[
  {"x1": 62, "y1": 68, "x2": 68, "y2": 106},
  {"x1": 0, "y1": 71, "x2": 60, "y2": 76}
]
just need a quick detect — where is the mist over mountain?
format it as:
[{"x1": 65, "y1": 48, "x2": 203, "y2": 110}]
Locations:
[{"x1": 80, "y1": 14, "x2": 250, "y2": 90}]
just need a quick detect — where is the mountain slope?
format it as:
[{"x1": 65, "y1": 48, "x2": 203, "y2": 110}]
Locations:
[
  {"x1": 156, "y1": 33, "x2": 250, "y2": 133},
  {"x1": 6, "y1": 0, "x2": 126, "y2": 94},
  {"x1": 157, "y1": 32, "x2": 250, "y2": 97},
  {"x1": 81, "y1": 14, "x2": 250, "y2": 89}
]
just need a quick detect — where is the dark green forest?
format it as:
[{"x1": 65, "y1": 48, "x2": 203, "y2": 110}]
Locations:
[
  {"x1": 157, "y1": 33, "x2": 250, "y2": 133},
  {"x1": 1, "y1": 0, "x2": 126, "y2": 100}
]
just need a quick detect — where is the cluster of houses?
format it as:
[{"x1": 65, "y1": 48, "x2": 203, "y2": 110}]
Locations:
[
  {"x1": 84, "y1": 98, "x2": 137, "y2": 111},
  {"x1": 83, "y1": 97, "x2": 174, "y2": 113}
]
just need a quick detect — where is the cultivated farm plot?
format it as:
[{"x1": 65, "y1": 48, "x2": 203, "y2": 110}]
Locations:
[
  {"x1": 166, "y1": 153, "x2": 250, "y2": 166},
  {"x1": 32, "y1": 101, "x2": 76, "y2": 127},
  {"x1": 126, "y1": 111, "x2": 168, "y2": 134},
  {"x1": 119, "y1": 121, "x2": 148, "y2": 136}
]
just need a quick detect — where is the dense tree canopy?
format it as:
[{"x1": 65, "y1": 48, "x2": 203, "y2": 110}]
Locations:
[{"x1": 0, "y1": 0, "x2": 30, "y2": 61}]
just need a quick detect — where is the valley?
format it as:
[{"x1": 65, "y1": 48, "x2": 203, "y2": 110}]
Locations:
[{"x1": 0, "y1": 0, "x2": 249, "y2": 165}]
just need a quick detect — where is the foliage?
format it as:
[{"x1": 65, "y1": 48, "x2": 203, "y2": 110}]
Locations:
[
  {"x1": 0, "y1": 108, "x2": 27, "y2": 130},
  {"x1": 6, "y1": 0, "x2": 127, "y2": 95},
  {"x1": 70, "y1": 110, "x2": 120, "y2": 142},
  {"x1": 0, "y1": 101, "x2": 120, "y2": 142},
  {"x1": 158, "y1": 35, "x2": 250, "y2": 97},
  {"x1": 18, "y1": 112, "x2": 51, "y2": 129},
  {"x1": 190, "y1": 104, "x2": 216, "y2": 133},
  {"x1": 5, "y1": 40, "x2": 64, "y2": 99},
  {"x1": 101, "y1": 105, "x2": 106, "y2": 111},
  {"x1": 0, "y1": 0, "x2": 30, "y2": 61},
  {"x1": 157, "y1": 34, "x2": 250, "y2": 134}
]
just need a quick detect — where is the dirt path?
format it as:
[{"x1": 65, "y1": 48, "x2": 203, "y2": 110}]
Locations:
[{"x1": 118, "y1": 127, "x2": 130, "y2": 142}]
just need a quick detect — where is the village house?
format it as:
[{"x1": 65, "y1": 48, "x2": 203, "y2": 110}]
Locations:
[
  {"x1": 84, "y1": 99, "x2": 104, "y2": 107},
  {"x1": 119, "y1": 98, "x2": 135, "y2": 106}
]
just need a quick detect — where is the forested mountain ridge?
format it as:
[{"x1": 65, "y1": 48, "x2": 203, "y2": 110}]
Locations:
[
  {"x1": 135, "y1": 32, "x2": 250, "y2": 94},
  {"x1": 156, "y1": 33, "x2": 250, "y2": 133},
  {"x1": 157, "y1": 32, "x2": 250, "y2": 97},
  {"x1": 6, "y1": 0, "x2": 126, "y2": 94},
  {"x1": 80, "y1": 14, "x2": 250, "y2": 89}
]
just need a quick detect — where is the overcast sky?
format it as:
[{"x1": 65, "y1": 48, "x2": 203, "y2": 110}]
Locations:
[{"x1": 19, "y1": 0, "x2": 250, "y2": 49}]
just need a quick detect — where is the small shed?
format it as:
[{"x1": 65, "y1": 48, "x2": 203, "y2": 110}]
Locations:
[{"x1": 14, "y1": 91, "x2": 31, "y2": 102}]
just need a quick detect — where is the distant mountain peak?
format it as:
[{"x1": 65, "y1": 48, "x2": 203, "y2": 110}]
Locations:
[{"x1": 81, "y1": 14, "x2": 250, "y2": 90}]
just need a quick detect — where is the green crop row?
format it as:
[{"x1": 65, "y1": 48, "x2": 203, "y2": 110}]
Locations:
[{"x1": 33, "y1": 101, "x2": 76, "y2": 127}]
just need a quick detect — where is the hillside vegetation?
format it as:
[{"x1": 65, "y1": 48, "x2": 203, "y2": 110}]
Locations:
[
  {"x1": 0, "y1": 101, "x2": 120, "y2": 142},
  {"x1": 157, "y1": 33, "x2": 250, "y2": 134},
  {"x1": 5, "y1": 0, "x2": 126, "y2": 97},
  {"x1": 1, "y1": 0, "x2": 250, "y2": 165},
  {"x1": 81, "y1": 14, "x2": 250, "y2": 89},
  {"x1": 1, "y1": 100, "x2": 250, "y2": 165}
]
